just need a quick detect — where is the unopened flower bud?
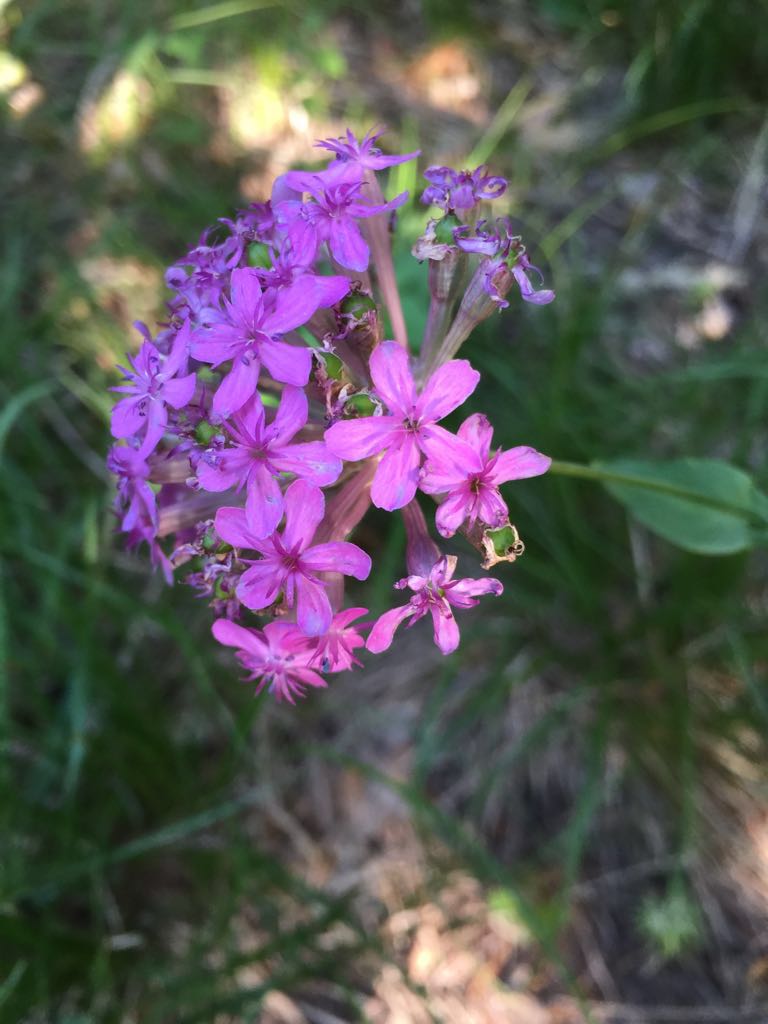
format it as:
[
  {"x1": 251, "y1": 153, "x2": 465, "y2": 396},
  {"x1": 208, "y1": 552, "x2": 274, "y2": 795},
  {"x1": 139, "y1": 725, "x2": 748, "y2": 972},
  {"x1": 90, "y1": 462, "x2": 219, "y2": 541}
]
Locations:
[
  {"x1": 343, "y1": 393, "x2": 378, "y2": 418},
  {"x1": 247, "y1": 242, "x2": 272, "y2": 268}
]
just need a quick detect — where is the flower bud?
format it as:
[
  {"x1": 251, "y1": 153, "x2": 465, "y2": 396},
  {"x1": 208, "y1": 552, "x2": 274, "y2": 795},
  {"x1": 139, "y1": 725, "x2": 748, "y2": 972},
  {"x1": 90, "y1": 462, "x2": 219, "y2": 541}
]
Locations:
[{"x1": 247, "y1": 242, "x2": 272, "y2": 268}]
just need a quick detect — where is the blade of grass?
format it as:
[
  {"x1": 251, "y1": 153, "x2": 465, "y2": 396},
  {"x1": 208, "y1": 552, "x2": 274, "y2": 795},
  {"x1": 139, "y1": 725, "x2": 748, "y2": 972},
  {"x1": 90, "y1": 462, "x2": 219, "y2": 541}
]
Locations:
[
  {"x1": 467, "y1": 76, "x2": 532, "y2": 166},
  {"x1": 168, "y1": 0, "x2": 280, "y2": 31}
]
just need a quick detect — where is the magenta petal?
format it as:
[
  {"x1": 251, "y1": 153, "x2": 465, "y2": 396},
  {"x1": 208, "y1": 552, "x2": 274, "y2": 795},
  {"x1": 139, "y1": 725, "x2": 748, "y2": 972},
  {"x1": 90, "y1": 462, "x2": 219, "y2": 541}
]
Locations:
[
  {"x1": 476, "y1": 486, "x2": 508, "y2": 527},
  {"x1": 365, "y1": 604, "x2": 415, "y2": 654},
  {"x1": 369, "y1": 341, "x2": 416, "y2": 415},
  {"x1": 162, "y1": 373, "x2": 197, "y2": 409},
  {"x1": 231, "y1": 393, "x2": 265, "y2": 442},
  {"x1": 229, "y1": 267, "x2": 264, "y2": 321},
  {"x1": 434, "y1": 491, "x2": 471, "y2": 538},
  {"x1": 324, "y1": 415, "x2": 398, "y2": 460},
  {"x1": 237, "y1": 560, "x2": 284, "y2": 611},
  {"x1": 212, "y1": 357, "x2": 260, "y2": 420},
  {"x1": 512, "y1": 265, "x2": 555, "y2": 305},
  {"x1": 212, "y1": 618, "x2": 269, "y2": 658},
  {"x1": 273, "y1": 441, "x2": 342, "y2": 486},
  {"x1": 245, "y1": 465, "x2": 284, "y2": 538},
  {"x1": 448, "y1": 577, "x2": 504, "y2": 607},
  {"x1": 302, "y1": 541, "x2": 371, "y2": 580},
  {"x1": 416, "y1": 359, "x2": 480, "y2": 422},
  {"x1": 457, "y1": 412, "x2": 494, "y2": 462},
  {"x1": 489, "y1": 446, "x2": 552, "y2": 483},
  {"x1": 371, "y1": 436, "x2": 421, "y2": 511},
  {"x1": 110, "y1": 396, "x2": 145, "y2": 438},
  {"x1": 295, "y1": 273, "x2": 350, "y2": 313},
  {"x1": 163, "y1": 320, "x2": 192, "y2": 378},
  {"x1": 429, "y1": 604, "x2": 460, "y2": 655},
  {"x1": 281, "y1": 479, "x2": 325, "y2": 550},
  {"x1": 294, "y1": 576, "x2": 333, "y2": 637},
  {"x1": 214, "y1": 506, "x2": 273, "y2": 553},
  {"x1": 268, "y1": 386, "x2": 307, "y2": 445},
  {"x1": 260, "y1": 339, "x2": 312, "y2": 387},
  {"x1": 328, "y1": 216, "x2": 369, "y2": 272},
  {"x1": 191, "y1": 325, "x2": 240, "y2": 366},
  {"x1": 263, "y1": 277, "x2": 335, "y2": 335},
  {"x1": 196, "y1": 458, "x2": 240, "y2": 493}
]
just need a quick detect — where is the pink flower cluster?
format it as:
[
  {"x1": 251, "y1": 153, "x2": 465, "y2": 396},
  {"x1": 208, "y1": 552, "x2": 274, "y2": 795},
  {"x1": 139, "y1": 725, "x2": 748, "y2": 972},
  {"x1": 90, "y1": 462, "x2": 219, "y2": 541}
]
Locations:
[{"x1": 108, "y1": 128, "x2": 553, "y2": 701}]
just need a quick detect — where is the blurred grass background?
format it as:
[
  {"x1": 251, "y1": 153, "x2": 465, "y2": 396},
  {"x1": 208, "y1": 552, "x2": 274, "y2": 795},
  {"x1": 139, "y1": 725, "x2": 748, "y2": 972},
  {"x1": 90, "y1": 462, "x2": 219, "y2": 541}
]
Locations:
[{"x1": 2, "y1": 1, "x2": 768, "y2": 1021}]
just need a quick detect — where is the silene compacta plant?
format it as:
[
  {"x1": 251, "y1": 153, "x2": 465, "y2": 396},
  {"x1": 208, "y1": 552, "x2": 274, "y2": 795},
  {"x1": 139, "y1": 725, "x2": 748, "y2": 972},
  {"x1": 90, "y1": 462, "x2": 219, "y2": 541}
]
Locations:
[{"x1": 107, "y1": 128, "x2": 555, "y2": 702}]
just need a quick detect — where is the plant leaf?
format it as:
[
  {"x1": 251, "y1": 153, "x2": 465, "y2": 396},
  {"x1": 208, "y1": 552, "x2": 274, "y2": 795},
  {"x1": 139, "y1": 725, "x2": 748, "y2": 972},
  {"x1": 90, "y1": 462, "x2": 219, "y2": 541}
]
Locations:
[{"x1": 595, "y1": 457, "x2": 768, "y2": 555}]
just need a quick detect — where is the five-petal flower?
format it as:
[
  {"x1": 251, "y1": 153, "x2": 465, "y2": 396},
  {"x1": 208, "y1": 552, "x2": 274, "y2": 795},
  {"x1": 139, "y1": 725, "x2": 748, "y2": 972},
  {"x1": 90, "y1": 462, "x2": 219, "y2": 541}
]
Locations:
[
  {"x1": 324, "y1": 341, "x2": 480, "y2": 511},
  {"x1": 420, "y1": 413, "x2": 551, "y2": 537},
  {"x1": 366, "y1": 554, "x2": 503, "y2": 656},
  {"x1": 197, "y1": 388, "x2": 342, "y2": 537},
  {"x1": 215, "y1": 479, "x2": 371, "y2": 636},
  {"x1": 212, "y1": 618, "x2": 326, "y2": 703}
]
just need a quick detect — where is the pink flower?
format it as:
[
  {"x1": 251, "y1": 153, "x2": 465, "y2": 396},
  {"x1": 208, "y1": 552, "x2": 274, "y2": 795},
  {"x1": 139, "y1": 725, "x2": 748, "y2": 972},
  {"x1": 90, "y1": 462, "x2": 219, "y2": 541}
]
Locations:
[
  {"x1": 421, "y1": 165, "x2": 507, "y2": 212},
  {"x1": 456, "y1": 219, "x2": 555, "y2": 307},
  {"x1": 298, "y1": 607, "x2": 369, "y2": 672},
  {"x1": 315, "y1": 127, "x2": 420, "y2": 171},
  {"x1": 111, "y1": 320, "x2": 196, "y2": 450},
  {"x1": 366, "y1": 554, "x2": 503, "y2": 656},
  {"x1": 196, "y1": 388, "x2": 342, "y2": 538},
  {"x1": 420, "y1": 413, "x2": 551, "y2": 537},
  {"x1": 214, "y1": 479, "x2": 371, "y2": 636},
  {"x1": 275, "y1": 163, "x2": 408, "y2": 272},
  {"x1": 324, "y1": 341, "x2": 480, "y2": 511},
  {"x1": 212, "y1": 618, "x2": 326, "y2": 703},
  {"x1": 192, "y1": 267, "x2": 349, "y2": 420}
]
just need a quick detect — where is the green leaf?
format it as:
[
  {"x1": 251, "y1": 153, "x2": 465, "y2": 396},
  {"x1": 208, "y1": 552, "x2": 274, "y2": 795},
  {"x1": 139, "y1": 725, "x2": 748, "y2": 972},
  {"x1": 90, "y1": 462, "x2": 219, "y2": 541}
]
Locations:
[{"x1": 594, "y1": 457, "x2": 768, "y2": 555}]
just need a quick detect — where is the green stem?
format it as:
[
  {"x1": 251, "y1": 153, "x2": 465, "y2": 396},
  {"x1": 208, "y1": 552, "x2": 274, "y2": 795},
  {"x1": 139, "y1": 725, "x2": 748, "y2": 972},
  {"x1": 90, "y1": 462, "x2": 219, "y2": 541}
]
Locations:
[{"x1": 549, "y1": 459, "x2": 764, "y2": 523}]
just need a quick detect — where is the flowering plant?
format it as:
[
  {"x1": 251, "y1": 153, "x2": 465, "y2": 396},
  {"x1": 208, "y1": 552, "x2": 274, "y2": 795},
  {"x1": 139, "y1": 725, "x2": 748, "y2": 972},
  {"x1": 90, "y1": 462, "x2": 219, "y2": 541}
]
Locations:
[{"x1": 108, "y1": 127, "x2": 554, "y2": 702}]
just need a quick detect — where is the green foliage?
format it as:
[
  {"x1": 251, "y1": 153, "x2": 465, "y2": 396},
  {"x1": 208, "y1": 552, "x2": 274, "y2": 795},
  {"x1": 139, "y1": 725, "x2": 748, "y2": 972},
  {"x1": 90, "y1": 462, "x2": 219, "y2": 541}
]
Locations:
[
  {"x1": 588, "y1": 458, "x2": 768, "y2": 555},
  {"x1": 639, "y1": 883, "x2": 704, "y2": 960},
  {"x1": 539, "y1": 0, "x2": 768, "y2": 113}
]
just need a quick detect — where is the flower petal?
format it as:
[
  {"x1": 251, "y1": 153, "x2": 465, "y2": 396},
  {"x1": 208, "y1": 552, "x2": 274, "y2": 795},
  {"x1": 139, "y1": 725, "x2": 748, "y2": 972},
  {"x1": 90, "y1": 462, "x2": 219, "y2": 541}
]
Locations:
[
  {"x1": 214, "y1": 506, "x2": 273, "y2": 553},
  {"x1": 196, "y1": 456, "x2": 241, "y2": 493},
  {"x1": 302, "y1": 541, "x2": 371, "y2": 580},
  {"x1": 475, "y1": 485, "x2": 508, "y2": 528},
  {"x1": 212, "y1": 357, "x2": 260, "y2": 420},
  {"x1": 327, "y1": 215, "x2": 369, "y2": 271},
  {"x1": 267, "y1": 386, "x2": 307, "y2": 445},
  {"x1": 273, "y1": 441, "x2": 342, "y2": 486},
  {"x1": 212, "y1": 619, "x2": 269, "y2": 658},
  {"x1": 416, "y1": 359, "x2": 480, "y2": 423},
  {"x1": 447, "y1": 576, "x2": 504, "y2": 608},
  {"x1": 229, "y1": 267, "x2": 264, "y2": 321},
  {"x1": 365, "y1": 603, "x2": 416, "y2": 654},
  {"x1": 281, "y1": 479, "x2": 325, "y2": 551},
  {"x1": 110, "y1": 395, "x2": 145, "y2": 439},
  {"x1": 457, "y1": 413, "x2": 494, "y2": 462},
  {"x1": 260, "y1": 339, "x2": 312, "y2": 387},
  {"x1": 294, "y1": 575, "x2": 333, "y2": 637},
  {"x1": 162, "y1": 372, "x2": 197, "y2": 410},
  {"x1": 262, "y1": 276, "x2": 342, "y2": 335},
  {"x1": 369, "y1": 341, "x2": 416, "y2": 415},
  {"x1": 429, "y1": 602, "x2": 460, "y2": 654},
  {"x1": 237, "y1": 560, "x2": 285, "y2": 611},
  {"x1": 489, "y1": 446, "x2": 552, "y2": 483},
  {"x1": 245, "y1": 465, "x2": 284, "y2": 538},
  {"x1": 434, "y1": 491, "x2": 472, "y2": 538},
  {"x1": 324, "y1": 415, "x2": 398, "y2": 460},
  {"x1": 371, "y1": 435, "x2": 421, "y2": 511}
]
